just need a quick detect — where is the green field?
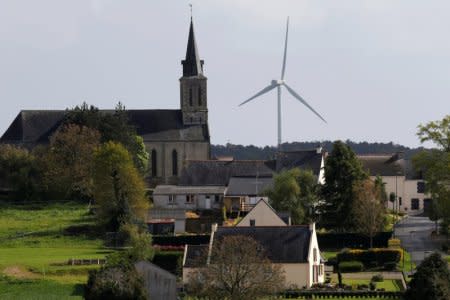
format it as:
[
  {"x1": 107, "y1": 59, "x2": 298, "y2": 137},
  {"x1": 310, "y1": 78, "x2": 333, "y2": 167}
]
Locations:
[{"x1": 0, "y1": 202, "x2": 111, "y2": 299}]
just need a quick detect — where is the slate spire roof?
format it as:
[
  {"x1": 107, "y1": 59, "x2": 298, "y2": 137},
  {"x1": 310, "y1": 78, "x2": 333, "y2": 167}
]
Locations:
[{"x1": 182, "y1": 18, "x2": 203, "y2": 77}]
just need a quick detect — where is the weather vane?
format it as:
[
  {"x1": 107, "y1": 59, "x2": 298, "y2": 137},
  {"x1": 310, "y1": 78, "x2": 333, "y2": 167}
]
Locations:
[{"x1": 189, "y1": 3, "x2": 193, "y2": 18}]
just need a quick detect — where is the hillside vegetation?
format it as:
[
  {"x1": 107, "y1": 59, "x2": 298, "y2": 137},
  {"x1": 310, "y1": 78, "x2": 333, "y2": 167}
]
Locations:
[{"x1": 0, "y1": 202, "x2": 111, "y2": 300}]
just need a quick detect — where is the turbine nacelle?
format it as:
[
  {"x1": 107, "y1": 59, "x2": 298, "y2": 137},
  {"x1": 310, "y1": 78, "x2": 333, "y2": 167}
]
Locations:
[{"x1": 272, "y1": 79, "x2": 284, "y2": 85}]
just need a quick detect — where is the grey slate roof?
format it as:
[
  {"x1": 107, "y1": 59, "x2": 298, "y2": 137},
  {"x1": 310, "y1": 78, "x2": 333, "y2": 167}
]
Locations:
[
  {"x1": 179, "y1": 160, "x2": 274, "y2": 186},
  {"x1": 182, "y1": 19, "x2": 203, "y2": 77},
  {"x1": 184, "y1": 244, "x2": 208, "y2": 267},
  {"x1": 153, "y1": 185, "x2": 226, "y2": 195},
  {"x1": 214, "y1": 226, "x2": 311, "y2": 263},
  {"x1": 357, "y1": 154, "x2": 405, "y2": 177},
  {"x1": 0, "y1": 109, "x2": 209, "y2": 144},
  {"x1": 275, "y1": 149, "x2": 323, "y2": 176},
  {"x1": 226, "y1": 176, "x2": 273, "y2": 196}
]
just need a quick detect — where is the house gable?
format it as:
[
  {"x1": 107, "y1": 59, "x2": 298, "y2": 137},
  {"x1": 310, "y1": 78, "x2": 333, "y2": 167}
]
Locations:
[{"x1": 236, "y1": 199, "x2": 286, "y2": 227}]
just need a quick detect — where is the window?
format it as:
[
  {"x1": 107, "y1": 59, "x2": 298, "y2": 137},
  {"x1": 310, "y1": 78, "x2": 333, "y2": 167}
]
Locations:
[
  {"x1": 399, "y1": 197, "x2": 402, "y2": 206},
  {"x1": 168, "y1": 195, "x2": 175, "y2": 205},
  {"x1": 189, "y1": 88, "x2": 193, "y2": 106},
  {"x1": 250, "y1": 219, "x2": 255, "y2": 226},
  {"x1": 417, "y1": 181, "x2": 425, "y2": 193},
  {"x1": 313, "y1": 248, "x2": 317, "y2": 262},
  {"x1": 186, "y1": 194, "x2": 195, "y2": 204},
  {"x1": 411, "y1": 198, "x2": 420, "y2": 210},
  {"x1": 214, "y1": 195, "x2": 220, "y2": 203},
  {"x1": 151, "y1": 149, "x2": 157, "y2": 177},
  {"x1": 198, "y1": 86, "x2": 202, "y2": 105},
  {"x1": 172, "y1": 150, "x2": 178, "y2": 176}
]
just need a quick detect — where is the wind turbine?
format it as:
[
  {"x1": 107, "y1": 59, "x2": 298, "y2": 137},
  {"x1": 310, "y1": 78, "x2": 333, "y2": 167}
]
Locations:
[{"x1": 239, "y1": 17, "x2": 327, "y2": 150}]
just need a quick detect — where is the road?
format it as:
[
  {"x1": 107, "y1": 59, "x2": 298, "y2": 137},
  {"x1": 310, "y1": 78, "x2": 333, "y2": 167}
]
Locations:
[{"x1": 394, "y1": 215, "x2": 442, "y2": 266}]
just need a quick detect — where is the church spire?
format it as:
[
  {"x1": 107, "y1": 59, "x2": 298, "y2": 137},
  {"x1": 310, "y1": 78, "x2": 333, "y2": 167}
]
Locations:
[{"x1": 182, "y1": 18, "x2": 203, "y2": 77}]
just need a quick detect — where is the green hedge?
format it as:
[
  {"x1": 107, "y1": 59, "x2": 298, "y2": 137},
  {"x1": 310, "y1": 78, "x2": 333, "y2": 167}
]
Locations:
[
  {"x1": 338, "y1": 261, "x2": 364, "y2": 272},
  {"x1": 152, "y1": 251, "x2": 183, "y2": 276},
  {"x1": 337, "y1": 248, "x2": 401, "y2": 269}
]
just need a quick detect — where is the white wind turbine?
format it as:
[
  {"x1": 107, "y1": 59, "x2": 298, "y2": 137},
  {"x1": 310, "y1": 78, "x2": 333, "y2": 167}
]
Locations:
[{"x1": 239, "y1": 17, "x2": 327, "y2": 150}]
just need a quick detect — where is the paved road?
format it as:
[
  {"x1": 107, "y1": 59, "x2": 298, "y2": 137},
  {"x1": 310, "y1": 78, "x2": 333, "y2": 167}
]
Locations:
[{"x1": 394, "y1": 215, "x2": 442, "y2": 266}]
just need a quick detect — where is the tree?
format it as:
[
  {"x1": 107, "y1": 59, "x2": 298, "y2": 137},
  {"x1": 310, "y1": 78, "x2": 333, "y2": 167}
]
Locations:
[
  {"x1": 321, "y1": 140, "x2": 368, "y2": 231},
  {"x1": 413, "y1": 115, "x2": 450, "y2": 234},
  {"x1": 93, "y1": 142, "x2": 149, "y2": 232},
  {"x1": 187, "y1": 235, "x2": 285, "y2": 300},
  {"x1": 0, "y1": 144, "x2": 41, "y2": 201},
  {"x1": 42, "y1": 124, "x2": 101, "y2": 200},
  {"x1": 352, "y1": 179, "x2": 385, "y2": 248},
  {"x1": 65, "y1": 102, "x2": 149, "y2": 174},
  {"x1": 404, "y1": 252, "x2": 450, "y2": 300}
]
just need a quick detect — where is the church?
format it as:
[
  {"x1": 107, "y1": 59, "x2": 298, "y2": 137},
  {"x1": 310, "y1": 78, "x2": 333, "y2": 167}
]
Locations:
[{"x1": 0, "y1": 19, "x2": 211, "y2": 185}]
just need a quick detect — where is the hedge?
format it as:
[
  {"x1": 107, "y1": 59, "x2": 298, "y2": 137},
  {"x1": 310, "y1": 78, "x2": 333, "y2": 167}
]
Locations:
[
  {"x1": 338, "y1": 261, "x2": 364, "y2": 272},
  {"x1": 337, "y1": 248, "x2": 401, "y2": 269},
  {"x1": 152, "y1": 235, "x2": 210, "y2": 246},
  {"x1": 317, "y1": 232, "x2": 393, "y2": 249},
  {"x1": 152, "y1": 251, "x2": 184, "y2": 276}
]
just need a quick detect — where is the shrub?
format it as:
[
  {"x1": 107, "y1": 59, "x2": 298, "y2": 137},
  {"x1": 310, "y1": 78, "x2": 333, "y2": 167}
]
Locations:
[
  {"x1": 337, "y1": 248, "x2": 401, "y2": 268},
  {"x1": 152, "y1": 251, "x2": 183, "y2": 275},
  {"x1": 383, "y1": 262, "x2": 397, "y2": 271},
  {"x1": 369, "y1": 281, "x2": 376, "y2": 290},
  {"x1": 85, "y1": 266, "x2": 147, "y2": 300},
  {"x1": 388, "y1": 238, "x2": 401, "y2": 248},
  {"x1": 371, "y1": 274, "x2": 384, "y2": 282},
  {"x1": 441, "y1": 243, "x2": 449, "y2": 253},
  {"x1": 338, "y1": 261, "x2": 363, "y2": 272}
]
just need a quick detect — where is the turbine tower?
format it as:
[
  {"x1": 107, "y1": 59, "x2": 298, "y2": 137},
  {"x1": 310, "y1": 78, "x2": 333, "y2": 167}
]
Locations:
[{"x1": 239, "y1": 17, "x2": 327, "y2": 150}]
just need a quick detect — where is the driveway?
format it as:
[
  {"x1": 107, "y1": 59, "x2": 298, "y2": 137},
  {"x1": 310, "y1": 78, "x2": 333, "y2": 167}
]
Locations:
[{"x1": 394, "y1": 215, "x2": 442, "y2": 267}]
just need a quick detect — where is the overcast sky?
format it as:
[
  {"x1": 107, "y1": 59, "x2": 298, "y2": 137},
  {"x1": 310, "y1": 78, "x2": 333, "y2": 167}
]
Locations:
[{"x1": 1, "y1": 1, "x2": 449, "y2": 148}]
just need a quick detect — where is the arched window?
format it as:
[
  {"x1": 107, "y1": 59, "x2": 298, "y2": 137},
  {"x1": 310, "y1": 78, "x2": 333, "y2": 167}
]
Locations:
[
  {"x1": 198, "y1": 86, "x2": 202, "y2": 106},
  {"x1": 172, "y1": 149, "x2": 178, "y2": 176},
  {"x1": 189, "y1": 88, "x2": 193, "y2": 106},
  {"x1": 151, "y1": 149, "x2": 157, "y2": 177}
]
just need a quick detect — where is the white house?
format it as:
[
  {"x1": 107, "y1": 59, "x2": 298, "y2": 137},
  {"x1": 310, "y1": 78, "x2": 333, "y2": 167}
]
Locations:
[
  {"x1": 235, "y1": 198, "x2": 289, "y2": 227},
  {"x1": 182, "y1": 223, "x2": 325, "y2": 289}
]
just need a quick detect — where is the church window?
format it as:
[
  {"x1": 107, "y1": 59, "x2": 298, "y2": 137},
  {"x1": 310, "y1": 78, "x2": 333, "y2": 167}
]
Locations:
[
  {"x1": 189, "y1": 88, "x2": 193, "y2": 106},
  {"x1": 172, "y1": 149, "x2": 178, "y2": 176},
  {"x1": 151, "y1": 149, "x2": 157, "y2": 177},
  {"x1": 198, "y1": 86, "x2": 202, "y2": 105}
]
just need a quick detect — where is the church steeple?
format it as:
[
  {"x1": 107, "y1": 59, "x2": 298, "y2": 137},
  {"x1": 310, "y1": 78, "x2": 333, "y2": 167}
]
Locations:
[
  {"x1": 182, "y1": 18, "x2": 204, "y2": 77},
  {"x1": 179, "y1": 17, "x2": 208, "y2": 126}
]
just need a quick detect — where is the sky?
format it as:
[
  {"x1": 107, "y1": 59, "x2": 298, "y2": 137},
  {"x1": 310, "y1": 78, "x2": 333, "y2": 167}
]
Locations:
[{"x1": 0, "y1": 1, "x2": 449, "y2": 148}]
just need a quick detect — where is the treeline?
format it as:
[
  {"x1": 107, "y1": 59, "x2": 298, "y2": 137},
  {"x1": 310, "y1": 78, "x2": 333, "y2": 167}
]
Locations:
[{"x1": 211, "y1": 140, "x2": 425, "y2": 160}]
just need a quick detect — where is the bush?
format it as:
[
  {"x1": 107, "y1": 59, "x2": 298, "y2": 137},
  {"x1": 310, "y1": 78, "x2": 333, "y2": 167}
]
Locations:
[
  {"x1": 441, "y1": 243, "x2": 449, "y2": 253},
  {"x1": 338, "y1": 261, "x2": 363, "y2": 272},
  {"x1": 369, "y1": 281, "x2": 376, "y2": 291},
  {"x1": 337, "y1": 248, "x2": 401, "y2": 268},
  {"x1": 371, "y1": 274, "x2": 384, "y2": 282},
  {"x1": 317, "y1": 232, "x2": 392, "y2": 249},
  {"x1": 85, "y1": 266, "x2": 147, "y2": 300},
  {"x1": 383, "y1": 262, "x2": 397, "y2": 271}
]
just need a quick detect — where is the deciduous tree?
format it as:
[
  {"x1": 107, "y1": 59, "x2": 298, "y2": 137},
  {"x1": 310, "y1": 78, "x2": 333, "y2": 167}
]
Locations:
[
  {"x1": 352, "y1": 179, "x2": 385, "y2": 248},
  {"x1": 93, "y1": 142, "x2": 149, "y2": 232},
  {"x1": 413, "y1": 115, "x2": 450, "y2": 234},
  {"x1": 187, "y1": 235, "x2": 285, "y2": 300}
]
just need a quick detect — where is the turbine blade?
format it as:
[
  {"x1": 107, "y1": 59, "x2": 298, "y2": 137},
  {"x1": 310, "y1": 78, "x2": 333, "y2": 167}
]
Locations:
[
  {"x1": 281, "y1": 17, "x2": 289, "y2": 80},
  {"x1": 239, "y1": 83, "x2": 277, "y2": 106},
  {"x1": 283, "y1": 83, "x2": 327, "y2": 123}
]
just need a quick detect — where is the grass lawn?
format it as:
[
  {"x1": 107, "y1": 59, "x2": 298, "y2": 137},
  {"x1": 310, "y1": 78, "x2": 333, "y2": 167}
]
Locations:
[{"x1": 0, "y1": 202, "x2": 112, "y2": 299}]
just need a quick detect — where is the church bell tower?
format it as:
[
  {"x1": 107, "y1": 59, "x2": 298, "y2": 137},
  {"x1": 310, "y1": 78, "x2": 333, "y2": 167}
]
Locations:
[{"x1": 180, "y1": 18, "x2": 208, "y2": 125}]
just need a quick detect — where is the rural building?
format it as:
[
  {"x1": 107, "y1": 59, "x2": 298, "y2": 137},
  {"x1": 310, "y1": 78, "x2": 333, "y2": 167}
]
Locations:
[
  {"x1": 0, "y1": 18, "x2": 211, "y2": 186},
  {"x1": 358, "y1": 153, "x2": 432, "y2": 214},
  {"x1": 182, "y1": 223, "x2": 325, "y2": 288},
  {"x1": 135, "y1": 261, "x2": 177, "y2": 300},
  {"x1": 235, "y1": 198, "x2": 289, "y2": 227}
]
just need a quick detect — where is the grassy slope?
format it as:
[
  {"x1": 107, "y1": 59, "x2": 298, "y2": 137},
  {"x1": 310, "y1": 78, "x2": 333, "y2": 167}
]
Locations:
[{"x1": 0, "y1": 202, "x2": 111, "y2": 299}]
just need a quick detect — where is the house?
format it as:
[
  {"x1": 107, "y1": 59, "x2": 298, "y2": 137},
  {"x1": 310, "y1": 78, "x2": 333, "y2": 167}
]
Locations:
[
  {"x1": 0, "y1": 18, "x2": 211, "y2": 186},
  {"x1": 358, "y1": 153, "x2": 432, "y2": 214},
  {"x1": 223, "y1": 176, "x2": 273, "y2": 213},
  {"x1": 235, "y1": 198, "x2": 288, "y2": 227},
  {"x1": 276, "y1": 148, "x2": 326, "y2": 184},
  {"x1": 182, "y1": 223, "x2": 325, "y2": 289},
  {"x1": 135, "y1": 261, "x2": 177, "y2": 300}
]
